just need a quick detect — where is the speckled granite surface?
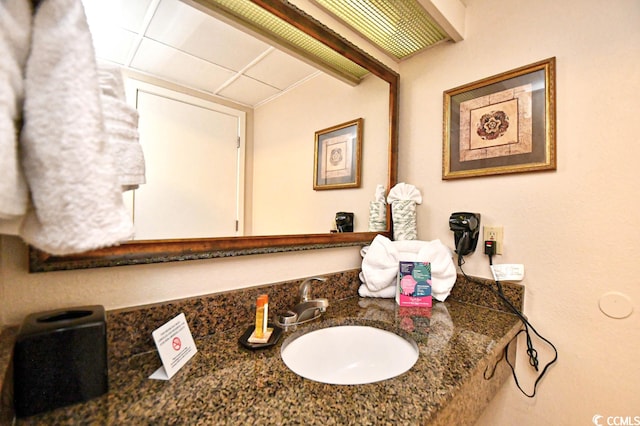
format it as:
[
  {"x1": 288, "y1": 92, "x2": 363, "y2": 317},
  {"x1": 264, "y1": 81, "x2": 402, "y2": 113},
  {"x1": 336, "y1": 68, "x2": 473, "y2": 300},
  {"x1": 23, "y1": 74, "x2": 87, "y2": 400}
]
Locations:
[
  {"x1": 105, "y1": 270, "x2": 362, "y2": 363},
  {"x1": 2, "y1": 271, "x2": 524, "y2": 425}
]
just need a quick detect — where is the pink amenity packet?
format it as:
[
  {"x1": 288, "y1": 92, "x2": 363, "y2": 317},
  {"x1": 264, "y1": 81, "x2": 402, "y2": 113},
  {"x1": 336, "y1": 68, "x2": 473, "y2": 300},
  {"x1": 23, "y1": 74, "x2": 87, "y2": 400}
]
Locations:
[{"x1": 396, "y1": 261, "x2": 432, "y2": 307}]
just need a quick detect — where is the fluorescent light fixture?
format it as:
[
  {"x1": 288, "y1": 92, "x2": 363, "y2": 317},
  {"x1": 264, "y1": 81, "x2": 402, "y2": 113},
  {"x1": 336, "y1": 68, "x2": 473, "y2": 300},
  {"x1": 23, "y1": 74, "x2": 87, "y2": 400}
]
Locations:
[{"x1": 314, "y1": 0, "x2": 449, "y2": 59}]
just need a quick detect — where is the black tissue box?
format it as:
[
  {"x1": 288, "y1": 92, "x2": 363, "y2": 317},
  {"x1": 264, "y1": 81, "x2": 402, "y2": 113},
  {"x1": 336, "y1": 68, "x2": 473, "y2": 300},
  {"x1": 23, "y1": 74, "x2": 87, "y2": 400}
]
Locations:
[{"x1": 13, "y1": 305, "x2": 108, "y2": 418}]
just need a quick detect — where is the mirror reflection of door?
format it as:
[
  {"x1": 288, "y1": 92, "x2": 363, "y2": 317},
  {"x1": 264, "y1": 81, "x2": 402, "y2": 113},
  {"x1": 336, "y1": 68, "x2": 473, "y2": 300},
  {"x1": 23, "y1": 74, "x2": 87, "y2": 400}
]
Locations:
[
  {"x1": 123, "y1": 80, "x2": 245, "y2": 240},
  {"x1": 82, "y1": 0, "x2": 389, "y2": 241}
]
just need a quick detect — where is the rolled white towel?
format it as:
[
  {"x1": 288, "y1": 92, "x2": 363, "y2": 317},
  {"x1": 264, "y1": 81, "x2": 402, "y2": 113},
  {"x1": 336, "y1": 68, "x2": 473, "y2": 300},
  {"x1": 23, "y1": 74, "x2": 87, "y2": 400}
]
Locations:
[{"x1": 0, "y1": 0, "x2": 31, "y2": 219}]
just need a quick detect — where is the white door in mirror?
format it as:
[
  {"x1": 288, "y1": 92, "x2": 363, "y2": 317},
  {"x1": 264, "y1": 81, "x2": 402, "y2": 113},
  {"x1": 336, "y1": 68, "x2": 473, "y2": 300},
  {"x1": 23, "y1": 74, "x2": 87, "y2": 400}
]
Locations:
[
  {"x1": 281, "y1": 326, "x2": 419, "y2": 385},
  {"x1": 124, "y1": 79, "x2": 245, "y2": 239}
]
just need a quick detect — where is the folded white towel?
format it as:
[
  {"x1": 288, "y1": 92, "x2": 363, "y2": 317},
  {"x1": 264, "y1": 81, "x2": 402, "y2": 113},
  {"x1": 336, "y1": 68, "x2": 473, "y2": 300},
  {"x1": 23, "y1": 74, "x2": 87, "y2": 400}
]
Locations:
[
  {"x1": 394, "y1": 239, "x2": 430, "y2": 256},
  {"x1": 387, "y1": 182, "x2": 422, "y2": 204},
  {"x1": 360, "y1": 236, "x2": 430, "y2": 292},
  {"x1": 358, "y1": 282, "x2": 397, "y2": 298},
  {"x1": 19, "y1": 0, "x2": 134, "y2": 255},
  {"x1": 97, "y1": 61, "x2": 126, "y2": 99},
  {"x1": 359, "y1": 235, "x2": 457, "y2": 301},
  {"x1": 97, "y1": 62, "x2": 146, "y2": 191},
  {"x1": 0, "y1": 0, "x2": 31, "y2": 219},
  {"x1": 360, "y1": 234, "x2": 400, "y2": 291},
  {"x1": 416, "y1": 239, "x2": 457, "y2": 301},
  {"x1": 361, "y1": 239, "x2": 429, "y2": 258}
]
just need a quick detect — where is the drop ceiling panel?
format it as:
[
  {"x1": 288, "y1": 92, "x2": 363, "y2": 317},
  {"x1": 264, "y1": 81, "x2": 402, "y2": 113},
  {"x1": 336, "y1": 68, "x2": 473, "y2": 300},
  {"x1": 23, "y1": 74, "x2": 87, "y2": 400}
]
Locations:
[
  {"x1": 245, "y1": 49, "x2": 319, "y2": 90},
  {"x1": 83, "y1": 0, "x2": 152, "y2": 33},
  {"x1": 130, "y1": 39, "x2": 236, "y2": 93},
  {"x1": 217, "y1": 75, "x2": 281, "y2": 106},
  {"x1": 146, "y1": 0, "x2": 272, "y2": 72},
  {"x1": 89, "y1": 27, "x2": 137, "y2": 65},
  {"x1": 81, "y1": 0, "x2": 361, "y2": 107}
]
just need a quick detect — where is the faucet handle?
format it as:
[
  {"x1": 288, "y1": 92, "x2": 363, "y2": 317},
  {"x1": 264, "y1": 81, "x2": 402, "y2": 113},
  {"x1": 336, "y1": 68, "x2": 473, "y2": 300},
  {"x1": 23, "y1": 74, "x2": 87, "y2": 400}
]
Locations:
[{"x1": 299, "y1": 276, "x2": 326, "y2": 302}]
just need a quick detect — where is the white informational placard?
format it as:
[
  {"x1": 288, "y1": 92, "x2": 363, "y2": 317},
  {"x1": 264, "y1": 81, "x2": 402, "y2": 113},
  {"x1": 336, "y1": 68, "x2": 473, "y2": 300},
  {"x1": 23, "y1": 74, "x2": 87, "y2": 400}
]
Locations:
[{"x1": 149, "y1": 313, "x2": 198, "y2": 380}]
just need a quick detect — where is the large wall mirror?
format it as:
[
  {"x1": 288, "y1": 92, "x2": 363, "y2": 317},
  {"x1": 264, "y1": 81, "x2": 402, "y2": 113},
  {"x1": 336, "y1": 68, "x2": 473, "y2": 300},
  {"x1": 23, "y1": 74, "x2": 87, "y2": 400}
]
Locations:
[{"x1": 29, "y1": 0, "x2": 398, "y2": 272}]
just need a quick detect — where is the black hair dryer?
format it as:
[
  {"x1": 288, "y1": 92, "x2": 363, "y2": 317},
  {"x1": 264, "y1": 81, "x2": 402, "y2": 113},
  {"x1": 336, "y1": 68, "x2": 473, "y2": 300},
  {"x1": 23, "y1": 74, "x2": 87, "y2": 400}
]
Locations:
[
  {"x1": 335, "y1": 212, "x2": 354, "y2": 232},
  {"x1": 449, "y1": 212, "x2": 481, "y2": 261}
]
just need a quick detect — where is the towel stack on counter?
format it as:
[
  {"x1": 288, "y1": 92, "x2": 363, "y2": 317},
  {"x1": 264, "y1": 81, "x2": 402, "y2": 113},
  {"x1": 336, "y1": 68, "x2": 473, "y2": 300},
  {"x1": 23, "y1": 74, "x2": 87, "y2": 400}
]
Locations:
[
  {"x1": 358, "y1": 235, "x2": 457, "y2": 301},
  {"x1": 0, "y1": 0, "x2": 145, "y2": 255}
]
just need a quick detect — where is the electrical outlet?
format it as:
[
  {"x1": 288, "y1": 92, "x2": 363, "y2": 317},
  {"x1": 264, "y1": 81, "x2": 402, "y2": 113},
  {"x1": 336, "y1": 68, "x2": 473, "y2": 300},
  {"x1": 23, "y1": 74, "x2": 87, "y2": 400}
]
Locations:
[{"x1": 483, "y1": 226, "x2": 504, "y2": 254}]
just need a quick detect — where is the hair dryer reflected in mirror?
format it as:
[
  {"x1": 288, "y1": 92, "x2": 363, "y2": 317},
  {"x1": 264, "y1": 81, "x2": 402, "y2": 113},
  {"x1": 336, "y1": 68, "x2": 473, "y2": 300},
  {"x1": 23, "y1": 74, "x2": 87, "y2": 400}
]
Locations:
[
  {"x1": 335, "y1": 212, "x2": 354, "y2": 232},
  {"x1": 449, "y1": 212, "x2": 481, "y2": 266}
]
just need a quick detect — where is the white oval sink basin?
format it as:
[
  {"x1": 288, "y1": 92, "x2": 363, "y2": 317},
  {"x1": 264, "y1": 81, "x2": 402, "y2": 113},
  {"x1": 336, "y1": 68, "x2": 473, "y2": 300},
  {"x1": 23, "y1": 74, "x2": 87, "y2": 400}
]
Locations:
[{"x1": 281, "y1": 325, "x2": 419, "y2": 385}]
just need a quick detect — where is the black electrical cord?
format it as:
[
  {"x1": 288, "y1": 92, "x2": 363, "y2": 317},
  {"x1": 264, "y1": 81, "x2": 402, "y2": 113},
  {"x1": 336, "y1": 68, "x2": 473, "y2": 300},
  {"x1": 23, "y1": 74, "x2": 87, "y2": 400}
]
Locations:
[{"x1": 457, "y1": 253, "x2": 558, "y2": 398}]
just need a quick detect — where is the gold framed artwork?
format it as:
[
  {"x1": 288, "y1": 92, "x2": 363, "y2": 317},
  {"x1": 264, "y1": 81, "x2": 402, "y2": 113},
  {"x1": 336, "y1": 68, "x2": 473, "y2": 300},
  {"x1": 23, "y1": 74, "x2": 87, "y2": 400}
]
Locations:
[
  {"x1": 314, "y1": 118, "x2": 363, "y2": 190},
  {"x1": 443, "y1": 57, "x2": 556, "y2": 179}
]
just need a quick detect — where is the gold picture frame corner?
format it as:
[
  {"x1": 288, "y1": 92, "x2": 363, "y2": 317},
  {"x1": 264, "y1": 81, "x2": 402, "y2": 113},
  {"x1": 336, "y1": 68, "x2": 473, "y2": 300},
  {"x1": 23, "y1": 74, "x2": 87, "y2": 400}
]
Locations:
[
  {"x1": 442, "y1": 58, "x2": 556, "y2": 180},
  {"x1": 313, "y1": 118, "x2": 363, "y2": 190}
]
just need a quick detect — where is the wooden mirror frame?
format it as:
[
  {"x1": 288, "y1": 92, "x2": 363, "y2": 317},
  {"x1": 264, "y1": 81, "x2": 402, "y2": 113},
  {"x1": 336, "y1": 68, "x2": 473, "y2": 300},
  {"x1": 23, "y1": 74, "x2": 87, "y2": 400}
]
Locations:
[{"x1": 29, "y1": 0, "x2": 398, "y2": 272}]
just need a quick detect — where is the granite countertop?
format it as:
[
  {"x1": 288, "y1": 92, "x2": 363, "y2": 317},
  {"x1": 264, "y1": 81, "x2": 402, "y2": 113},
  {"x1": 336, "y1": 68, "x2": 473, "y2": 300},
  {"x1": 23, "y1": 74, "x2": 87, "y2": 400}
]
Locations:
[{"x1": 13, "y1": 293, "x2": 522, "y2": 425}]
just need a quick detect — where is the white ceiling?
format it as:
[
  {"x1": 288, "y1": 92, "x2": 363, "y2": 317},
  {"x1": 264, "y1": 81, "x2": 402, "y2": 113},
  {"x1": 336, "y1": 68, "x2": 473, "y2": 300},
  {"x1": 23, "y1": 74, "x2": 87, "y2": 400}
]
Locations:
[{"x1": 82, "y1": 0, "x2": 323, "y2": 107}]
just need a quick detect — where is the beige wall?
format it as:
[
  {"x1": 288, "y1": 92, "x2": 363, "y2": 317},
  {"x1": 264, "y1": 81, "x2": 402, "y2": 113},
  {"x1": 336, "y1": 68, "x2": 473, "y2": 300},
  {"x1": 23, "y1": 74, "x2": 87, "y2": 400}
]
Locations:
[
  {"x1": 398, "y1": 0, "x2": 639, "y2": 423},
  {"x1": 1, "y1": 0, "x2": 638, "y2": 423},
  {"x1": 0, "y1": 235, "x2": 362, "y2": 325},
  {"x1": 252, "y1": 72, "x2": 389, "y2": 235}
]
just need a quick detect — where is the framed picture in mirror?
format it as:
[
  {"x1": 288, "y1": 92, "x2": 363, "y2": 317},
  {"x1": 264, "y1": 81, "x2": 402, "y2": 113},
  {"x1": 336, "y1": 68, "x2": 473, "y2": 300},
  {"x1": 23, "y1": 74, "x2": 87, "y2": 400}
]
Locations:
[
  {"x1": 314, "y1": 118, "x2": 363, "y2": 190},
  {"x1": 443, "y1": 57, "x2": 556, "y2": 179}
]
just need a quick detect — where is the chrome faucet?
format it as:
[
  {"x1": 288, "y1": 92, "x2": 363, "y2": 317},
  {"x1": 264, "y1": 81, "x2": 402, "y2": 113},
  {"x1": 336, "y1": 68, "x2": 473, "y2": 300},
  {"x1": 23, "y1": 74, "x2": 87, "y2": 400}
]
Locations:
[
  {"x1": 299, "y1": 276, "x2": 326, "y2": 303},
  {"x1": 276, "y1": 276, "x2": 329, "y2": 328}
]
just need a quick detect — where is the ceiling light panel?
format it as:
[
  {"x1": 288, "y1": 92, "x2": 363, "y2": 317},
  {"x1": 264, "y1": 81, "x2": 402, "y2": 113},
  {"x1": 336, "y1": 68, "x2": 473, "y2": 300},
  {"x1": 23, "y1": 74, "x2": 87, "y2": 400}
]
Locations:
[{"x1": 315, "y1": 0, "x2": 449, "y2": 59}]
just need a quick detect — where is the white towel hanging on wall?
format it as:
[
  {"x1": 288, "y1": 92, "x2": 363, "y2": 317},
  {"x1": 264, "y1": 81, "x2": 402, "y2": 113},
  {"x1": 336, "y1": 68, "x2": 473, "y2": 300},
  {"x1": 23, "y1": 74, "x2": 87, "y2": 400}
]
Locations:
[
  {"x1": 97, "y1": 61, "x2": 146, "y2": 191},
  {"x1": 19, "y1": 0, "x2": 134, "y2": 255},
  {"x1": 0, "y1": 0, "x2": 31, "y2": 220}
]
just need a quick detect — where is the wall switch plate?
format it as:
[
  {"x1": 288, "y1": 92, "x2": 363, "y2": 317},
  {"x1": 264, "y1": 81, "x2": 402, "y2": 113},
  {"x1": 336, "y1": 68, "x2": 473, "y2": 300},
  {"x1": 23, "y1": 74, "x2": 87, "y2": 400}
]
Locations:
[{"x1": 483, "y1": 226, "x2": 504, "y2": 254}]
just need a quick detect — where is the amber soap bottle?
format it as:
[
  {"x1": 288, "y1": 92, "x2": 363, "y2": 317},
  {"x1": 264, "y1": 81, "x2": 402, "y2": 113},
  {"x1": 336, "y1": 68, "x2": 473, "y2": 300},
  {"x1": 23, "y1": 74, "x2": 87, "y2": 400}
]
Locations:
[{"x1": 254, "y1": 294, "x2": 268, "y2": 339}]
